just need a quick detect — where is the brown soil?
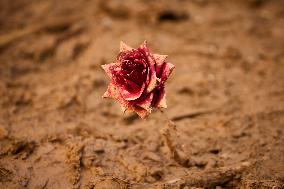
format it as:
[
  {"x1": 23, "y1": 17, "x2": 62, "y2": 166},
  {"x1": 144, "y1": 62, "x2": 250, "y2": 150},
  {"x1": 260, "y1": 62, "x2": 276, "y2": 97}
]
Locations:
[{"x1": 0, "y1": 0, "x2": 284, "y2": 188}]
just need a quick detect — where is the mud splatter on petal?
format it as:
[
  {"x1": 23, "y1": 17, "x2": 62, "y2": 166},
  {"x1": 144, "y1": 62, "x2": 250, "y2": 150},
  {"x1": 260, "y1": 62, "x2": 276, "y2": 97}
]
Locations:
[
  {"x1": 153, "y1": 54, "x2": 168, "y2": 65},
  {"x1": 101, "y1": 63, "x2": 121, "y2": 80},
  {"x1": 102, "y1": 83, "x2": 117, "y2": 98},
  {"x1": 103, "y1": 83, "x2": 130, "y2": 111},
  {"x1": 117, "y1": 94, "x2": 131, "y2": 112},
  {"x1": 140, "y1": 41, "x2": 156, "y2": 68},
  {"x1": 120, "y1": 41, "x2": 133, "y2": 52}
]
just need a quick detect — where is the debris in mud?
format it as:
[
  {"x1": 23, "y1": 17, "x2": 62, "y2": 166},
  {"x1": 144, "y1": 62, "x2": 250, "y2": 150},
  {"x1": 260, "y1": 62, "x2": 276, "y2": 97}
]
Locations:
[
  {"x1": 158, "y1": 162, "x2": 251, "y2": 188},
  {"x1": 162, "y1": 120, "x2": 191, "y2": 167},
  {"x1": 9, "y1": 140, "x2": 36, "y2": 160},
  {"x1": 93, "y1": 178, "x2": 129, "y2": 189},
  {"x1": 0, "y1": 167, "x2": 13, "y2": 182}
]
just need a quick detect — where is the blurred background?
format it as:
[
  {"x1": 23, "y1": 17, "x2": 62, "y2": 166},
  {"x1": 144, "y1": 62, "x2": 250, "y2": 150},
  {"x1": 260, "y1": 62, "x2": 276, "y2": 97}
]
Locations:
[{"x1": 0, "y1": 0, "x2": 283, "y2": 188}]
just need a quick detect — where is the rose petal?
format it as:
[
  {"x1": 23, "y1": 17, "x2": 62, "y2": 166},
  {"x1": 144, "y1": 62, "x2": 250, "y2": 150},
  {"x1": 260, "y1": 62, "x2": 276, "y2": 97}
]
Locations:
[
  {"x1": 146, "y1": 72, "x2": 157, "y2": 92},
  {"x1": 120, "y1": 41, "x2": 133, "y2": 52},
  {"x1": 102, "y1": 83, "x2": 117, "y2": 99},
  {"x1": 119, "y1": 80, "x2": 145, "y2": 101},
  {"x1": 139, "y1": 40, "x2": 147, "y2": 49},
  {"x1": 117, "y1": 95, "x2": 130, "y2": 112},
  {"x1": 136, "y1": 93, "x2": 154, "y2": 112},
  {"x1": 153, "y1": 54, "x2": 168, "y2": 77},
  {"x1": 131, "y1": 105, "x2": 149, "y2": 119},
  {"x1": 101, "y1": 63, "x2": 121, "y2": 80},
  {"x1": 103, "y1": 61, "x2": 146, "y2": 101},
  {"x1": 160, "y1": 62, "x2": 175, "y2": 82},
  {"x1": 102, "y1": 83, "x2": 130, "y2": 111},
  {"x1": 153, "y1": 54, "x2": 168, "y2": 65},
  {"x1": 140, "y1": 41, "x2": 157, "y2": 92}
]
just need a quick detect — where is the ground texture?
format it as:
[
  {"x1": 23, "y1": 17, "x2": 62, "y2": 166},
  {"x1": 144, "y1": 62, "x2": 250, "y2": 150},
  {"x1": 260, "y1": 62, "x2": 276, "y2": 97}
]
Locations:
[{"x1": 0, "y1": 0, "x2": 284, "y2": 188}]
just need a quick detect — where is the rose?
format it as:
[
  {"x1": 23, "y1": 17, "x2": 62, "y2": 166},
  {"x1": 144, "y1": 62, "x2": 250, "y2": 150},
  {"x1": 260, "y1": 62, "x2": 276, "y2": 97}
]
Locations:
[{"x1": 102, "y1": 41, "x2": 174, "y2": 118}]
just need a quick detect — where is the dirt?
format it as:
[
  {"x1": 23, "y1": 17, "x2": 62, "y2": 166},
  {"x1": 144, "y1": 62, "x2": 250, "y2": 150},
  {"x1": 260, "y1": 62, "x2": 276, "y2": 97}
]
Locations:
[{"x1": 0, "y1": 0, "x2": 284, "y2": 188}]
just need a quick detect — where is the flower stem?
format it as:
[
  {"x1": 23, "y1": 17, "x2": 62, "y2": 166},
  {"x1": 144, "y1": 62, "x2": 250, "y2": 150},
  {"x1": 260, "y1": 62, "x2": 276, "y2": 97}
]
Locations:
[{"x1": 159, "y1": 110, "x2": 191, "y2": 167}]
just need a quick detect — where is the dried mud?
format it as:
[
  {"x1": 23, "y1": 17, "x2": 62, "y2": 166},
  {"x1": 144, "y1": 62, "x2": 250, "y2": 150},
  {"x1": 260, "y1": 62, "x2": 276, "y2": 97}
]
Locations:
[{"x1": 0, "y1": 0, "x2": 284, "y2": 188}]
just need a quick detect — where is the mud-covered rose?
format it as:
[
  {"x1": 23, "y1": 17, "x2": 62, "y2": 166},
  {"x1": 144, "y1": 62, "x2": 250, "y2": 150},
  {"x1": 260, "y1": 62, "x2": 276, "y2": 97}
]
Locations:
[{"x1": 102, "y1": 41, "x2": 174, "y2": 118}]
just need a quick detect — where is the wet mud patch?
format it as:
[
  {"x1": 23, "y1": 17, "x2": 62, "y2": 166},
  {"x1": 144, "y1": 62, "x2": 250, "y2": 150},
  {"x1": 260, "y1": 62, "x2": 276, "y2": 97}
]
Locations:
[{"x1": 0, "y1": 0, "x2": 284, "y2": 188}]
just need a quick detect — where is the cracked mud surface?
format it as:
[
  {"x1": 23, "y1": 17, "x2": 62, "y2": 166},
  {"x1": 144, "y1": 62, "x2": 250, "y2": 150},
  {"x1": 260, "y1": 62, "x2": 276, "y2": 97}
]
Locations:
[{"x1": 0, "y1": 0, "x2": 283, "y2": 188}]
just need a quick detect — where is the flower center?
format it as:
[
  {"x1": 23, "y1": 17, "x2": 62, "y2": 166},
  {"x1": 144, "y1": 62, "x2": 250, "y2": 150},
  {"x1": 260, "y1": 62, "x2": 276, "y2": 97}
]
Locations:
[{"x1": 120, "y1": 49, "x2": 147, "y2": 86}]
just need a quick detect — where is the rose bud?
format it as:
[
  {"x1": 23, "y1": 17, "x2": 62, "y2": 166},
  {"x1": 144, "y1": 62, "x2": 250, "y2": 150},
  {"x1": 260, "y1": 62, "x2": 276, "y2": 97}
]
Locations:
[{"x1": 102, "y1": 41, "x2": 174, "y2": 118}]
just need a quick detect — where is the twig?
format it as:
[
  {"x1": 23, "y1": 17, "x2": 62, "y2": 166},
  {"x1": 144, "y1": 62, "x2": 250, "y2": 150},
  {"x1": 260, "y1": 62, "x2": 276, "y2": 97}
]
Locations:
[{"x1": 171, "y1": 109, "x2": 216, "y2": 121}]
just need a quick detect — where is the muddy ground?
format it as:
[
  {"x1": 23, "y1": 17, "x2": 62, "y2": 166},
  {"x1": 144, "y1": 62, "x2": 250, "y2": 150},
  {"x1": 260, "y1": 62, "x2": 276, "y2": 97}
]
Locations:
[{"x1": 0, "y1": 0, "x2": 284, "y2": 188}]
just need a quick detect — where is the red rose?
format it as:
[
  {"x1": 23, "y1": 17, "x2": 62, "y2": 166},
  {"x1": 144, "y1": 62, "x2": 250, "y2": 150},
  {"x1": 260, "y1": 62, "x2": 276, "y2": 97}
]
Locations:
[{"x1": 102, "y1": 41, "x2": 174, "y2": 118}]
